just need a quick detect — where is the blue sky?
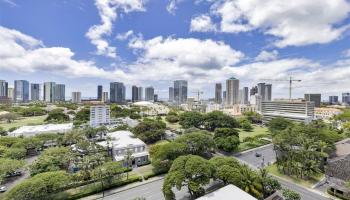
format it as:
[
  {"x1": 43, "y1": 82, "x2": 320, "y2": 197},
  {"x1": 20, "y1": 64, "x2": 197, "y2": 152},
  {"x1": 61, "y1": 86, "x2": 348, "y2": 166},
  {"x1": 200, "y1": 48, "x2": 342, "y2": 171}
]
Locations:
[{"x1": 0, "y1": 0, "x2": 350, "y2": 99}]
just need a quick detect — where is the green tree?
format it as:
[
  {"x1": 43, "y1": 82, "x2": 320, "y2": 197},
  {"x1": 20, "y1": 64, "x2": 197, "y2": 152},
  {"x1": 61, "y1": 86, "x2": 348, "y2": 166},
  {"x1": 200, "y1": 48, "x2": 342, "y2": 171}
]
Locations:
[
  {"x1": 133, "y1": 120, "x2": 166, "y2": 143},
  {"x1": 214, "y1": 128, "x2": 239, "y2": 138},
  {"x1": 163, "y1": 155, "x2": 214, "y2": 199},
  {"x1": 268, "y1": 117, "x2": 293, "y2": 134},
  {"x1": 175, "y1": 131, "x2": 215, "y2": 156},
  {"x1": 5, "y1": 171, "x2": 71, "y2": 200},
  {"x1": 45, "y1": 109, "x2": 69, "y2": 123},
  {"x1": 215, "y1": 135, "x2": 240, "y2": 152},
  {"x1": 240, "y1": 119, "x2": 253, "y2": 131},
  {"x1": 150, "y1": 142, "x2": 188, "y2": 173},
  {"x1": 0, "y1": 126, "x2": 7, "y2": 136},
  {"x1": 3, "y1": 147, "x2": 26, "y2": 160},
  {"x1": 236, "y1": 165, "x2": 263, "y2": 198},
  {"x1": 243, "y1": 111, "x2": 262, "y2": 123},
  {"x1": 73, "y1": 108, "x2": 90, "y2": 126},
  {"x1": 259, "y1": 168, "x2": 281, "y2": 198},
  {"x1": 210, "y1": 157, "x2": 241, "y2": 184},
  {"x1": 165, "y1": 115, "x2": 179, "y2": 123},
  {"x1": 203, "y1": 111, "x2": 239, "y2": 131},
  {"x1": 179, "y1": 111, "x2": 203, "y2": 129},
  {"x1": 282, "y1": 188, "x2": 301, "y2": 200},
  {"x1": 30, "y1": 147, "x2": 73, "y2": 176},
  {"x1": 0, "y1": 158, "x2": 25, "y2": 183}
]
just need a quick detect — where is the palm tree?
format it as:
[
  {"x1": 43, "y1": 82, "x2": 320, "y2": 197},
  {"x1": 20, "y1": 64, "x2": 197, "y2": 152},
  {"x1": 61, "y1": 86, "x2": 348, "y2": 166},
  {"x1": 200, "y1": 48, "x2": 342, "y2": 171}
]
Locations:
[
  {"x1": 237, "y1": 166, "x2": 263, "y2": 199},
  {"x1": 124, "y1": 149, "x2": 134, "y2": 179}
]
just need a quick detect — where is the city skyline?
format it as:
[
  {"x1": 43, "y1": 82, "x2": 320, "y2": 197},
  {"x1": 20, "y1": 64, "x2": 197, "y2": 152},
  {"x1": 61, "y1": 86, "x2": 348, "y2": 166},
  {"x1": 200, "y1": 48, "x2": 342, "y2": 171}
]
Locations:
[{"x1": 0, "y1": 1, "x2": 350, "y2": 99}]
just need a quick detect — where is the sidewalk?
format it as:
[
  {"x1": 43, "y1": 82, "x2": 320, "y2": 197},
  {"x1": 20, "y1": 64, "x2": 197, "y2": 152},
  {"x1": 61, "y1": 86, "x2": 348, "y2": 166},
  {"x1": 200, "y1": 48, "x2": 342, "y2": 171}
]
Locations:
[{"x1": 80, "y1": 175, "x2": 165, "y2": 200}]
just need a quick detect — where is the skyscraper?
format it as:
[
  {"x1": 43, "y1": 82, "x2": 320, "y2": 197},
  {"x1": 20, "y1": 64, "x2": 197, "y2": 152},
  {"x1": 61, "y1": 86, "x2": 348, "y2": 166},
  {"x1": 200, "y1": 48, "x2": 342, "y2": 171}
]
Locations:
[
  {"x1": 342, "y1": 93, "x2": 350, "y2": 105},
  {"x1": 0, "y1": 80, "x2": 8, "y2": 98},
  {"x1": 30, "y1": 83, "x2": 40, "y2": 101},
  {"x1": 55, "y1": 84, "x2": 65, "y2": 102},
  {"x1": 44, "y1": 82, "x2": 56, "y2": 103},
  {"x1": 138, "y1": 87, "x2": 143, "y2": 101},
  {"x1": 215, "y1": 83, "x2": 222, "y2": 104},
  {"x1": 174, "y1": 80, "x2": 188, "y2": 104},
  {"x1": 7, "y1": 88, "x2": 14, "y2": 100},
  {"x1": 145, "y1": 87, "x2": 155, "y2": 101},
  {"x1": 257, "y1": 83, "x2": 266, "y2": 101},
  {"x1": 72, "y1": 92, "x2": 81, "y2": 103},
  {"x1": 223, "y1": 91, "x2": 226, "y2": 102},
  {"x1": 169, "y1": 87, "x2": 174, "y2": 102},
  {"x1": 110, "y1": 82, "x2": 125, "y2": 104},
  {"x1": 14, "y1": 80, "x2": 29, "y2": 103},
  {"x1": 102, "y1": 92, "x2": 109, "y2": 103},
  {"x1": 264, "y1": 84, "x2": 272, "y2": 101},
  {"x1": 97, "y1": 85, "x2": 103, "y2": 101},
  {"x1": 226, "y1": 77, "x2": 239, "y2": 105},
  {"x1": 329, "y1": 96, "x2": 338, "y2": 105},
  {"x1": 304, "y1": 94, "x2": 321, "y2": 107},
  {"x1": 242, "y1": 87, "x2": 249, "y2": 104},
  {"x1": 132, "y1": 85, "x2": 139, "y2": 102}
]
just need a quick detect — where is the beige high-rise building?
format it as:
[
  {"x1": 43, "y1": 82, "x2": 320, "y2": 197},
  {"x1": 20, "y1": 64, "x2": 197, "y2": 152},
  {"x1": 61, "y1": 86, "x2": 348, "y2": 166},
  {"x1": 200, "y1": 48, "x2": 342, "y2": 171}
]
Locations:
[
  {"x1": 226, "y1": 77, "x2": 239, "y2": 105},
  {"x1": 215, "y1": 83, "x2": 222, "y2": 104},
  {"x1": 72, "y1": 92, "x2": 81, "y2": 103}
]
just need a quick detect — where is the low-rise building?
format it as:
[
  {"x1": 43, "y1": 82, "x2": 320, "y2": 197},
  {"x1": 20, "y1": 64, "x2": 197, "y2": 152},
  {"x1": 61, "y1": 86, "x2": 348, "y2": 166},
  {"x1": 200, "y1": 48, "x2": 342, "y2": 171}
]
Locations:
[
  {"x1": 326, "y1": 139, "x2": 350, "y2": 199},
  {"x1": 11, "y1": 123, "x2": 73, "y2": 137},
  {"x1": 261, "y1": 99, "x2": 315, "y2": 124},
  {"x1": 97, "y1": 131, "x2": 149, "y2": 166},
  {"x1": 196, "y1": 185, "x2": 257, "y2": 200},
  {"x1": 315, "y1": 107, "x2": 342, "y2": 120}
]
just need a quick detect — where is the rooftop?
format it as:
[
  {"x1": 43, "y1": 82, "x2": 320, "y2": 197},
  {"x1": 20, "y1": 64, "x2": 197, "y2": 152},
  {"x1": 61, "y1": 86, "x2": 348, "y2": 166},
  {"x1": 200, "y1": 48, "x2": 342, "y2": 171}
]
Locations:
[
  {"x1": 11, "y1": 123, "x2": 73, "y2": 137},
  {"x1": 196, "y1": 185, "x2": 257, "y2": 200},
  {"x1": 98, "y1": 131, "x2": 146, "y2": 149}
]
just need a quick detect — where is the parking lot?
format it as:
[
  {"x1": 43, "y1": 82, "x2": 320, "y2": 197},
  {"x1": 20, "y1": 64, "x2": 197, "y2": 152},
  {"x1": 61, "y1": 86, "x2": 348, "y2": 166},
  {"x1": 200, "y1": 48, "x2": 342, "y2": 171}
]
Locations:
[{"x1": 234, "y1": 144, "x2": 276, "y2": 169}]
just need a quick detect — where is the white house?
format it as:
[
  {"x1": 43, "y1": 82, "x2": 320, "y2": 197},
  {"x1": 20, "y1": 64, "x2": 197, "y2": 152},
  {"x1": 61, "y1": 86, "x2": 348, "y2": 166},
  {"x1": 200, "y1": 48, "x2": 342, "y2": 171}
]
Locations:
[
  {"x1": 97, "y1": 131, "x2": 149, "y2": 166},
  {"x1": 196, "y1": 185, "x2": 257, "y2": 200},
  {"x1": 11, "y1": 123, "x2": 73, "y2": 137}
]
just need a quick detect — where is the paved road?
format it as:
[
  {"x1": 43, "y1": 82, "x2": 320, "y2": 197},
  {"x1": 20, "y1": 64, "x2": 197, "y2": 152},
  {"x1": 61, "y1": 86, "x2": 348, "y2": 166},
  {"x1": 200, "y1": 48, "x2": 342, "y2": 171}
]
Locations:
[
  {"x1": 234, "y1": 144, "x2": 276, "y2": 168},
  {"x1": 233, "y1": 144, "x2": 332, "y2": 200}
]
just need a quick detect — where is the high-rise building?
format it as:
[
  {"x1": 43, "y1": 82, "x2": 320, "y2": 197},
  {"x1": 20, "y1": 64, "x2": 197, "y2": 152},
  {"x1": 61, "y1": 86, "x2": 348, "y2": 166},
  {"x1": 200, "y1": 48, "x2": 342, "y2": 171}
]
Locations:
[
  {"x1": 97, "y1": 85, "x2": 103, "y2": 101},
  {"x1": 30, "y1": 83, "x2": 40, "y2": 101},
  {"x1": 329, "y1": 96, "x2": 339, "y2": 105},
  {"x1": 72, "y1": 92, "x2": 81, "y2": 103},
  {"x1": 250, "y1": 86, "x2": 258, "y2": 96},
  {"x1": 223, "y1": 91, "x2": 227, "y2": 102},
  {"x1": 7, "y1": 88, "x2": 14, "y2": 100},
  {"x1": 14, "y1": 80, "x2": 29, "y2": 103},
  {"x1": 90, "y1": 105, "x2": 111, "y2": 127},
  {"x1": 242, "y1": 87, "x2": 249, "y2": 104},
  {"x1": 132, "y1": 85, "x2": 139, "y2": 102},
  {"x1": 169, "y1": 87, "x2": 174, "y2": 102},
  {"x1": 215, "y1": 83, "x2": 222, "y2": 104},
  {"x1": 257, "y1": 83, "x2": 266, "y2": 101},
  {"x1": 44, "y1": 82, "x2": 56, "y2": 103},
  {"x1": 342, "y1": 93, "x2": 350, "y2": 105},
  {"x1": 55, "y1": 84, "x2": 65, "y2": 102},
  {"x1": 145, "y1": 87, "x2": 155, "y2": 101},
  {"x1": 0, "y1": 80, "x2": 8, "y2": 98},
  {"x1": 110, "y1": 82, "x2": 125, "y2": 104},
  {"x1": 154, "y1": 94, "x2": 158, "y2": 102},
  {"x1": 264, "y1": 84, "x2": 272, "y2": 101},
  {"x1": 102, "y1": 92, "x2": 109, "y2": 103},
  {"x1": 138, "y1": 87, "x2": 143, "y2": 101},
  {"x1": 304, "y1": 94, "x2": 321, "y2": 107},
  {"x1": 174, "y1": 80, "x2": 188, "y2": 104},
  {"x1": 226, "y1": 77, "x2": 239, "y2": 105}
]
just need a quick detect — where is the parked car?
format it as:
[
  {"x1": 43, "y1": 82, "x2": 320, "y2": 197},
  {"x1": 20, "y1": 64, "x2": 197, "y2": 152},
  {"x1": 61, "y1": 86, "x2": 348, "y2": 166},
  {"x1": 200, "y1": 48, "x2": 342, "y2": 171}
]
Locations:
[
  {"x1": 255, "y1": 152, "x2": 262, "y2": 157},
  {"x1": 0, "y1": 186, "x2": 7, "y2": 193},
  {"x1": 5, "y1": 170, "x2": 22, "y2": 178}
]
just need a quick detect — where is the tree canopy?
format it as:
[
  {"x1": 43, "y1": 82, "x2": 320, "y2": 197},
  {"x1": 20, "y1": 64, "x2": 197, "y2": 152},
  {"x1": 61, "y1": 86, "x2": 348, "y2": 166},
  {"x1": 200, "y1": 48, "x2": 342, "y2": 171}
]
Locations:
[{"x1": 133, "y1": 120, "x2": 166, "y2": 143}]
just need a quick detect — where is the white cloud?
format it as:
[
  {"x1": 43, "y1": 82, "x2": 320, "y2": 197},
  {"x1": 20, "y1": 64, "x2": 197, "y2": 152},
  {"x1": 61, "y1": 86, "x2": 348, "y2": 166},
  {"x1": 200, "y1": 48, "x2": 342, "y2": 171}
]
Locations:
[
  {"x1": 2, "y1": 25, "x2": 350, "y2": 98},
  {"x1": 116, "y1": 30, "x2": 134, "y2": 40},
  {"x1": 1, "y1": 0, "x2": 17, "y2": 7},
  {"x1": 86, "y1": 0, "x2": 145, "y2": 58},
  {"x1": 190, "y1": 14, "x2": 217, "y2": 32},
  {"x1": 255, "y1": 50, "x2": 278, "y2": 62},
  {"x1": 343, "y1": 49, "x2": 350, "y2": 57},
  {"x1": 203, "y1": 0, "x2": 350, "y2": 47}
]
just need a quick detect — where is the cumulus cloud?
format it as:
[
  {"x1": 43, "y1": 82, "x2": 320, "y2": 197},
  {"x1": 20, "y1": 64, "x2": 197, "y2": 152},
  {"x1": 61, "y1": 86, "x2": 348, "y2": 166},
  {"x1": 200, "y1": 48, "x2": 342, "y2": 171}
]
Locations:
[
  {"x1": 190, "y1": 14, "x2": 217, "y2": 32},
  {"x1": 116, "y1": 30, "x2": 134, "y2": 40},
  {"x1": 192, "y1": 0, "x2": 350, "y2": 47},
  {"x1": 86, "y1": 0, "x2": 145, "y2": 58},
  {"x1": 2, "y1": 25, "x2": 350, "y2": 97},
  {"x1": 255, "y1": 50, "x2": 278, "y2": 62}
]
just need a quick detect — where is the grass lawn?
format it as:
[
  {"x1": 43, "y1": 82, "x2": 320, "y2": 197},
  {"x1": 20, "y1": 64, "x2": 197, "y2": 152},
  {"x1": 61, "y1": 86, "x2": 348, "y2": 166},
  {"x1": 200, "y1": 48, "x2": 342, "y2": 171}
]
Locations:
[
  {"x1": 266, "y1": 164, "x2": 324, "y2": 188},
  {"x1": 0, "y1": 115, "x2": 47, "y2": 131},
  {"x1": 238, "y1": 125, "x2": 270, "y2": 142}
]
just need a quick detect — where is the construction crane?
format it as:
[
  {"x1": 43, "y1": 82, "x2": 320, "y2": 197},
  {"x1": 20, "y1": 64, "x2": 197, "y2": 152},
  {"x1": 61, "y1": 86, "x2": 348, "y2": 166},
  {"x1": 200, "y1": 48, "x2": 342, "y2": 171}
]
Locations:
[
  {"x1": 192, "y1": 90, "x2": 204, "y2": 101},
  {"x1": 261, "y1": 76, "x2": 302, "y2": 99}
]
